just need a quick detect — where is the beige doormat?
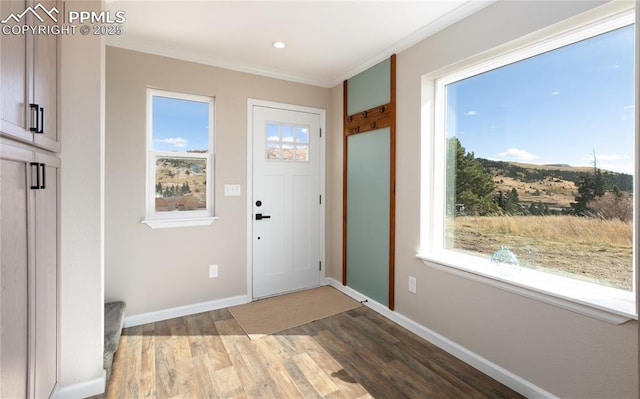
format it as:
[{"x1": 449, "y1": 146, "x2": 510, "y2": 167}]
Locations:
[{"x1": 229, "y1": 286, "x2": 362, "y2": 339}]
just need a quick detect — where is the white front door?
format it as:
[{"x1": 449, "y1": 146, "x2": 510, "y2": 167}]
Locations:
[{"x1": 251, "y1": 103, "x2": 323, "y2": 298}]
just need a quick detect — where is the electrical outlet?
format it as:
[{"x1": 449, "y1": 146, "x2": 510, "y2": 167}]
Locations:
[
  {"x1": 209, "y1": 264, "x2": 218, "y2": 278},
  {"x1": 408, "y1": 276, "x2": 417, "y2": 294}
]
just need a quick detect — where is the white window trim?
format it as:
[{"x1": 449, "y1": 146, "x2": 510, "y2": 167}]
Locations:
[
  {"x1": 419, "y1": 6, "x2": 636, "y2": 324},
  {"x1": 141, "y1": 217, "x2": 219, "y2": 229},
  {"x1": 143, "y1": 89, "x2": 216, "y2": 228}
]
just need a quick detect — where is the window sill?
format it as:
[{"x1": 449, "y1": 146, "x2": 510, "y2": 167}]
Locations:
[
  {"x1": 416, "y1": 251, "x2": 636, "y2": 325},
  {"x1": 142, "y1": 216, "x2": 219, "y2": 229}
]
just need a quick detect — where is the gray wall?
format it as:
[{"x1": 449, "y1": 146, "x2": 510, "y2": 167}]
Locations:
[
  {"x1": 105, "y1": 47, "x2": 330, "y2": 315},
  {"x1": 325, "y1": 1, "x2": 637, "y2": 398}
]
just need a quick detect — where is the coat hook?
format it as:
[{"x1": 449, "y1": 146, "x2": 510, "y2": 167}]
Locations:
[
  {"x1": 370, "y1": 122, "x2": 377, "y2": 129},
  {"x1": 361, "y1": 111, "x2": 368, "y2": 118},
  {"x1": 380, "y1": 106, "x2": 385, "y2": 113},
  {"x1": 347, "y1": 115, "x2": 353, "y2": 122},
  {"x1": 353, "y1": 126, "x2": 360, "y2": 134}
]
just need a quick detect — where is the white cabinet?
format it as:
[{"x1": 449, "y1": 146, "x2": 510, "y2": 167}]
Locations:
[
  {"x1": 33, "y1": 156, "x2": 59, "y2": 399},
  {"x1": 0, "y1": 0, "x2": 59, "y2": 152},
  {"x1": 0, "y1": 144, "x2": 30, "y2": 399},
  {"x1": 0, "y1": 0, "x2": 61, "y2": 396},
  {"x1": 0, "y1": 140, "x2": 59, "y2": 398}
]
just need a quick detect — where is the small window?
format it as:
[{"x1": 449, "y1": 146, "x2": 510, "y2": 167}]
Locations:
[
  {"x1": 144, "y1": 89, "x2": 215, "y2": 227},
  {"x1": 266, "y1": 122, "x2": 310, "y2": 161},
  {"x1": 420, "y1": 11, "x2": 636, "y2": 318}
]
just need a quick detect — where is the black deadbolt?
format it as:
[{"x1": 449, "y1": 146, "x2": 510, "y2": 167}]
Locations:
[{"x1": 256, "y1": 200, "x2": 262, "y2": 207}]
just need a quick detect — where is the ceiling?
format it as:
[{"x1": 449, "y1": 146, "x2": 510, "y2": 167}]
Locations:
[{"x1": 104, "y1": 1, "x2": 492, "y2": 88}]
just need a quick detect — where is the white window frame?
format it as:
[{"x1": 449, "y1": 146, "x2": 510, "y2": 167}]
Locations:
[
  {"x1": 142, "y1": 89, "x2": 217, "y2": 229},
  {"x1": 418, "y1": 8, "x2": 637, "y2": 323}
]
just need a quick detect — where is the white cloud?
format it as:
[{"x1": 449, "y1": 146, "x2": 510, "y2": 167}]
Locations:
[
  {"x1": 266, "y1": 135, "x2": 295, "y2": 143},
  {"x1": 155, "y1": 137, "x2": 188, "y2": 148},
  {"x1": 496, "y1": 148, "x2": 539, "y2": 161},
  {"x1": 623, "y1": 105, "x2": 634, "y2": 110},
  {"x1": 599, "y1": 154, "x2": 625, "y2": 161},
  {"x1": 579, "y1": 153, "x2": 633, "y2": 174},
  {"x1": 466, "y1": 110, "x2": 478, "y2": 116},
  {"x1": 583, "y1": 153, "x2": 628, "y2": 162},
  {"x1": 601, "y1": 162, "x2": 634, "y2": 175},
  {"x1": 551, "y1": 91, "x2": 560, "y2": 96}
]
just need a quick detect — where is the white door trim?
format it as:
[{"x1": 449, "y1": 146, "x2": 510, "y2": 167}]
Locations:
[{"x1": 246, "y1": 99, "x2": 326, "y2": 301}]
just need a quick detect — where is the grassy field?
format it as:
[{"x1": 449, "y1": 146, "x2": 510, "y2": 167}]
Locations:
[{"x1": 452, "y1": 215, "x2": 633, "y2": 291}]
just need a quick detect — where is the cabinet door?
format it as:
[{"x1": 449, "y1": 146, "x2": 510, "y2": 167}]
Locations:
[
  {"x1": 33, "y1": 153, "x2": 59, "y2": 398},
  {"x1": 32, "y1": 0, "x2": 59, "y2": 151},
  {"x1": 0, "y1": 0, "x2": 59, "y2": 152},
  {"x1": 0, "y1": 0, "x2": 32, "y2": 143},
  {"x1": 0, "y1": 145, "x2": 32, "y2": 399}
]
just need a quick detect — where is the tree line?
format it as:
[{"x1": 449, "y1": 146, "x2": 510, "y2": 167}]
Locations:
[
  {"x1": 451, "y1": 138, "x2": 632, "y2": 221},
  {"x1": 156, "y1": 182, "x2": 192, "y2": 198}
]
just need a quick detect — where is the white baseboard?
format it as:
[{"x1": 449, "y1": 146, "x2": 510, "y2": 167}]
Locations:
[
  {"x1": 325, "y1": 278, "x2": 557, "y2": 399},
  {"x1": 123, "y1": 295, "x2": 251, "y2": 328},
  {"x1": 55, "y1": 370, "x2": 106, "y2": 399}
]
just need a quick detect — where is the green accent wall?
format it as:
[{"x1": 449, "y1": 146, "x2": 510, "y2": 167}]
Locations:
[
  {"x1": 346, "y1": 128, "x2": 390, "y2": 306},
  {"x1": 347, "y1": 59, "x2": 390, "y2": 115}
]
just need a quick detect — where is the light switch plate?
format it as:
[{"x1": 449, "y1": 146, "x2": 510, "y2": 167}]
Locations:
[
  {"x1": 408, "y1": 276, "x2": 417, "y2": 294},
  {"x1": 224, "y1": 184, "x2": 241, "y2": 196}
]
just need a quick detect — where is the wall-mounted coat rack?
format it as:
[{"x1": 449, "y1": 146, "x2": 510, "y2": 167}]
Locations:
[{"x1": 345, "y1": 104, "x2": 393, "y2": 135}]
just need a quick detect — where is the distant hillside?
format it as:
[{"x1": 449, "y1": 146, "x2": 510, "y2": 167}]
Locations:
[
  {"x1": 478, "y1": 159, "x2": 632, "y2": 191},
  {"x1": 476, "y1": 159, "x2": 633, "y2": 211},
  {"x1": 509, "y1": 162, "x2": 593, "y2": 173},
  {"x1": 155, "y1": 158, "x2": 207, "y2": 211}
]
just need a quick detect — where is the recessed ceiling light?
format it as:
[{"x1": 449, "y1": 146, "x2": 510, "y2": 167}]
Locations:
[{"x1": 272, "y1": 41, "x2": 286, "y2": 49}]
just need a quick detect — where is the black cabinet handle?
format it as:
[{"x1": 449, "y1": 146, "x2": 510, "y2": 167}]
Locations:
[
  {"x1": 29, "y1": 163, "x2": 46, "y2": 190},
  {"x1": 29, "y1": 103, "x2": 39, "y2": 133},
  {"x1": 38, "y1": 107, "x2": 44, "y2": 134},
  {"x1": 39, "y1": 163, "x2": 45, "y2": 189},
  {"x1": 29, "y1": 104, "x2": 44, "y2": 134},
  {"x1": 30, "y1": 162, "x2": 40, "y2": 189}
]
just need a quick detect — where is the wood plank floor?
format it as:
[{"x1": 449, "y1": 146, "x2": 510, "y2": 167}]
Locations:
[{"x1": 95, "y1": 306, "x2": 524, "y2": 399}]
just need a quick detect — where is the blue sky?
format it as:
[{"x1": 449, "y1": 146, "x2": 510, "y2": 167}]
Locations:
[
  {"x1": 447, "y1": 24, "x2": 635, "y2": 175},
  {"x1": 152, "y1": 96, "x2": 209, "y2": 152}
]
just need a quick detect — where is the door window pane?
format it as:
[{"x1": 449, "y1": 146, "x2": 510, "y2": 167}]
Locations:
[{"x1": 265, "y1": 122, "x2": 310, "y2": 162}]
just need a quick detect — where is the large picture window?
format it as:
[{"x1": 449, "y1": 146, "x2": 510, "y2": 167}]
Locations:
[
  {"x1": 420, "y1": 11, "x2": 636, "y2": 319},
  {"x1": 144, "y1": 89, "x2": 215, "y2": 227}
]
